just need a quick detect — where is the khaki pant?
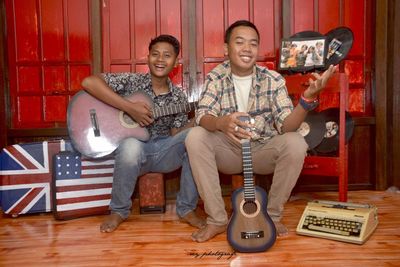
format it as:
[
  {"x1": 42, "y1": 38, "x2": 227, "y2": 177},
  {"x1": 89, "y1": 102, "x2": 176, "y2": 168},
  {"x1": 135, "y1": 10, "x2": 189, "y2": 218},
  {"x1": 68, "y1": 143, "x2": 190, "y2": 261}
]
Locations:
[{"x1": 185, "y1": 126, "x2": 308, "y2": 225}]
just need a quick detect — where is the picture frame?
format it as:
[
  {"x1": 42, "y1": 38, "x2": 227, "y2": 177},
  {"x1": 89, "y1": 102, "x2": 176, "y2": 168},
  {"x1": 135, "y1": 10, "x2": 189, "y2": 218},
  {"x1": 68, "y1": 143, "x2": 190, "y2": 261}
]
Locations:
[{"x1": 278, "y1": 36, "x2": 328, "y2": 72}]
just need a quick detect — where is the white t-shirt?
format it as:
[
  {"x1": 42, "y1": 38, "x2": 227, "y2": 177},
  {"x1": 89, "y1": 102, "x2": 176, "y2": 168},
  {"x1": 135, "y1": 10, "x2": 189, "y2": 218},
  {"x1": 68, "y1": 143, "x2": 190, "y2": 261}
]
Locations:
[{"x1": 232, "y1": 73, "x2": 252, "y2": 112}]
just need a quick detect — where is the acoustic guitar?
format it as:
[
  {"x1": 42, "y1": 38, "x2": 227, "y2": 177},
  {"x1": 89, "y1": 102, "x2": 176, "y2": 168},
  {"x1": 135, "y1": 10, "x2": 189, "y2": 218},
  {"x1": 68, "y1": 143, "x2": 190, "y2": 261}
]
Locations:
[
  {"x1": 67, "y1": 90, "x2": 195, "y2": 158},
  {"x1": 227, "y1": 116, "x2": 277, "y2": 252}
]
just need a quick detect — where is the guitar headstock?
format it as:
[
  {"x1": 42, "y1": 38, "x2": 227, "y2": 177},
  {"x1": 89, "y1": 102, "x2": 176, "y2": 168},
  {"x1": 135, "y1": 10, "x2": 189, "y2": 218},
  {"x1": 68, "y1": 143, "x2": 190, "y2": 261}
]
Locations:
[
  {"x1": 238, "y1": 115, "x2": 255, "y2": 144},
  {"x1": 237, "y1": 115, "x2": 255, "y2": 131}
]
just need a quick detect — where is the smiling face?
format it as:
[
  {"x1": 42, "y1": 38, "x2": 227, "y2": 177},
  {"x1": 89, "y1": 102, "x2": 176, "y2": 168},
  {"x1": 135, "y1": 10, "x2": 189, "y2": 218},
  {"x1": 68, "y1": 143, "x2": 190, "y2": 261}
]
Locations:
[
  {"x1": 147, "y1": 42, "x2": 178, "y2": 79},
  {"x1": 224, "y1": 25, "x2": 259, "y2": 76}
]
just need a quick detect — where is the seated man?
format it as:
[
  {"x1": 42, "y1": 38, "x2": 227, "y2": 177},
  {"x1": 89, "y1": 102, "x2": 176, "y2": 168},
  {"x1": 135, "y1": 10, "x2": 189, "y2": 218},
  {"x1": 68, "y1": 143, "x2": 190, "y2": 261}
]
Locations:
[
  {"x1": 81, "y1": 34, "x2": 204, "y2": 232},
  {"x1": 185, "y1": 20, "x2": 336, "y2": 242}
]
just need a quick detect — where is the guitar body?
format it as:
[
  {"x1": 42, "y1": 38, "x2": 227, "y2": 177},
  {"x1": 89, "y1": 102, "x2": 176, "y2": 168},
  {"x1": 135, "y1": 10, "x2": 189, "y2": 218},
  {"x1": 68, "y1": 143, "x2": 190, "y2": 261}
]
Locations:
[
  {"x1": 67, "y1": 90, "x2": 151, "y2": 158},
  {"x1": 227, "y1": 185, "x2": 277, "y2": 252}
]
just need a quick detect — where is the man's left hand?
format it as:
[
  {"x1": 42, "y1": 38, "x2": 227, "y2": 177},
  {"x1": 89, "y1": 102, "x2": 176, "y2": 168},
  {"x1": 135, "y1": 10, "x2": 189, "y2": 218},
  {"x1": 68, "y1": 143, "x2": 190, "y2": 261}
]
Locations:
[{"x1": 304, "y1": 65, "x2": 337, "y2": 99}]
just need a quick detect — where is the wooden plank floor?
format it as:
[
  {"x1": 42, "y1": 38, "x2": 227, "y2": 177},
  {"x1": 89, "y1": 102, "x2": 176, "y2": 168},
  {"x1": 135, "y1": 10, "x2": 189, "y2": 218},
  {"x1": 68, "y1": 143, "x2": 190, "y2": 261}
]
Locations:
[{"x1": 1, "y1": 190, "x2": 400, "y2": 267}]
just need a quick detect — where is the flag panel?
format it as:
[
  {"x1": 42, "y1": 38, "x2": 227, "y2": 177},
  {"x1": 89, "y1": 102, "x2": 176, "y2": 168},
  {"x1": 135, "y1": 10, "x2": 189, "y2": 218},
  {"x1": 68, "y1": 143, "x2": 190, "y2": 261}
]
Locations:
[
  {"x1": 52, "y1": 151, "x2": 114, "y2": 220},
  {"x1": 0, "y1": 140, "x2": 70, "y2": 216}
]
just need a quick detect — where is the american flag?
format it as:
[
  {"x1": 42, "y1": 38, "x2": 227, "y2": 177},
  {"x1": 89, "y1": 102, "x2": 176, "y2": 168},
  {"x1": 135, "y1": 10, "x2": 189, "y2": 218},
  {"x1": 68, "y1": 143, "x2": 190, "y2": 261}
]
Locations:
[
  {"x1": 53, "y1": 151, "x2": 114, "y2": 219},
  {"x1": 0, "y1": 140, "x2": 69, "y2": 216}
]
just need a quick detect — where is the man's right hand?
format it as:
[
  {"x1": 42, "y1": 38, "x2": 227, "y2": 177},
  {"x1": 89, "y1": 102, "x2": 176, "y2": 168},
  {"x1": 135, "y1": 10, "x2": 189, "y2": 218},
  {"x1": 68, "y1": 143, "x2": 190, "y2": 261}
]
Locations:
[
  {"x1": 216, "y1": 112, "x2": 252, "y2": 143},
  {"x1": 125, "y1": 100, "x2": 154, "y2": 127}
]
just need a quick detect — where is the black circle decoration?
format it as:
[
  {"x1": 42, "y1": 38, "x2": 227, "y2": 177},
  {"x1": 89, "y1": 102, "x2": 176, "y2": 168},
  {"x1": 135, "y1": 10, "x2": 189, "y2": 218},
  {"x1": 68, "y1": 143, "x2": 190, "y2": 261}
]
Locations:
[
  {"x1": 314, "y1": 108, "x2": 355, "y2": 154},
  {"x1": 297, "y1": 110, "x2": 325, "y2": 150},
  {"x1": 324, "y1": 26, "x2": 354, "y2": 68}
]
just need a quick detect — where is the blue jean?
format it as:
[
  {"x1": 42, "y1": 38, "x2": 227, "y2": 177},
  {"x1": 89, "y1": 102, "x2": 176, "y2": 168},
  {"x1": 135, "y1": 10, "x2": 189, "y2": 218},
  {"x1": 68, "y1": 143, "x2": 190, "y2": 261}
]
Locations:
[{"x1": 110, "y1": 128, "x2": 198, "y2": 219}]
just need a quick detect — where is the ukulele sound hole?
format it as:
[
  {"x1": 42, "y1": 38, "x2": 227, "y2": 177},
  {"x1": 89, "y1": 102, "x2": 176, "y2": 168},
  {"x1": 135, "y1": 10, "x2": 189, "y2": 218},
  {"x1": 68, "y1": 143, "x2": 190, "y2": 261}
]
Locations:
[{"x1": 243, "y1": 200, "x2": 258, "y2": 215}]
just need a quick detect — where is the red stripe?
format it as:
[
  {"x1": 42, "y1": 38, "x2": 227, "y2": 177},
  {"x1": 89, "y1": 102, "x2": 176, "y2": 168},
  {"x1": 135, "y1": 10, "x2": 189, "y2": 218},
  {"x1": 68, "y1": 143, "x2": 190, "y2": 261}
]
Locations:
[
  {"x1": 0, "y1": 173, "x2": 51, "y2": 186},
  {"x1": 80, "y1": 173, "x2": 113, "y2": 179},
  {"x1": 81, "y1": 164, "x2": 114, "y2": 170},
  {"x1": 56, "y1": 194, "x2": 111, "y2": 205},
  {"x1": 6, "y1": 146, "x2": 38, "y2": 169},
  {"x1": 7, "y1": 187, "x2": 43, "y2": 215},
  {"x1": 47, "y1": 141, "x2": 63, "y2": 178},
  {"x1": 56, "y1": 183, "x2": 112, "y2": 192}
]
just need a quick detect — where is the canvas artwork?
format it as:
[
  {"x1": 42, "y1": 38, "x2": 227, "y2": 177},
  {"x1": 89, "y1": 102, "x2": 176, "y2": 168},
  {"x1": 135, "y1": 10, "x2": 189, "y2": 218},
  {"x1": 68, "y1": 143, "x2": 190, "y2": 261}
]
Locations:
[{"x1": 279, "y1": 36, "x2": 327, "y2": 71}]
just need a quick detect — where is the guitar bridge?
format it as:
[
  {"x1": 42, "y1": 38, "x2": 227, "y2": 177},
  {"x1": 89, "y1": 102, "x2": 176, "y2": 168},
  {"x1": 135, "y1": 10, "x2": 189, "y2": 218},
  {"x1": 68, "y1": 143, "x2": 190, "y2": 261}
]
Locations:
[
  {"x1": 89, "y1": 109, "x2": 100, "y2": 137},
  {"x1": 241, "y1": 230, "x2": 264, "y2": 239}
]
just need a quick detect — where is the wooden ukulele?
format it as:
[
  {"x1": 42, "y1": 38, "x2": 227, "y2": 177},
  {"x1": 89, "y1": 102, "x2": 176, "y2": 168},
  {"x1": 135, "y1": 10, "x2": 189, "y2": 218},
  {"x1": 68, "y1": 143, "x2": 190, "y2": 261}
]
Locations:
[
  {"x1": 67, "y1": 90, "x2": 196, "y2": 158},
  {"x1": 227, "y1": 116, "x2": 277, "y2": 252}
]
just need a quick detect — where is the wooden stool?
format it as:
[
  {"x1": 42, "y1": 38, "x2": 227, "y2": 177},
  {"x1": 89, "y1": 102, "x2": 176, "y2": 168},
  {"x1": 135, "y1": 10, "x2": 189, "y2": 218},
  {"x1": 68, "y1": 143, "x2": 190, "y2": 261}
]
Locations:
[{"x1": 138, "y1": 173, "x2": 165, "y2": 214}]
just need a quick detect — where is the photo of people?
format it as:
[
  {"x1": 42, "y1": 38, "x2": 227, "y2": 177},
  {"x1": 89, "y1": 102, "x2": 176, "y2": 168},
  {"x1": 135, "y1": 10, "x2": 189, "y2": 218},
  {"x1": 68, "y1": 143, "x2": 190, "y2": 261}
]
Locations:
[{"x1": 279, "y1": 37, "x2": 327, "y2": 71}]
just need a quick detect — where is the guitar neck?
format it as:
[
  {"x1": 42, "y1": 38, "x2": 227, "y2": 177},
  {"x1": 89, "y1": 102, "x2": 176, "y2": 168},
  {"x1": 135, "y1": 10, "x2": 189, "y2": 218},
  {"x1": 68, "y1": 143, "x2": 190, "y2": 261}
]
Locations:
[
  {"x1": 152, "y1": 102, "x2": 196, "y2": 119},
  {"x1": 241, "y1": 139, "x2": 256, "y2": 201}
]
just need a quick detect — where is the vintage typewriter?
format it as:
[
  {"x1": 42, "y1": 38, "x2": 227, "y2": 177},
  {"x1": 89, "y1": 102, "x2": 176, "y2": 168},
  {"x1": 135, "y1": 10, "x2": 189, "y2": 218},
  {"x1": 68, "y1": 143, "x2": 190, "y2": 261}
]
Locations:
[{"x1": 296, "y1": 200, "x2": 378, "y2": 244}]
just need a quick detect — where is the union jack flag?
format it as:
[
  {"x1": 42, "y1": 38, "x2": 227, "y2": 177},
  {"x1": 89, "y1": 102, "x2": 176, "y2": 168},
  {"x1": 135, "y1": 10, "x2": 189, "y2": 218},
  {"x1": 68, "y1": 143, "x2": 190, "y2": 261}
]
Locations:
[
  {"x1": 53, "y1": 151, "x2": 113, "y2": 219},
  {"x1": 0, "y1": 140, "x2": 70, "y2": 216}
]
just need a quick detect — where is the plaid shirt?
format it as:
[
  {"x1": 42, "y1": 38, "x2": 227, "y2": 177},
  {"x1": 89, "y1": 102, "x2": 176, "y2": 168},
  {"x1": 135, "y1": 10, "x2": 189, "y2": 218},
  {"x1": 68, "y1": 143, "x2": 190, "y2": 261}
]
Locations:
[
  {"x1": 102, "y1": 72, "x2": 188, "y2": 138},
  {"x1": 195, "y1": 61, "x2": 293, "y2": 141}
]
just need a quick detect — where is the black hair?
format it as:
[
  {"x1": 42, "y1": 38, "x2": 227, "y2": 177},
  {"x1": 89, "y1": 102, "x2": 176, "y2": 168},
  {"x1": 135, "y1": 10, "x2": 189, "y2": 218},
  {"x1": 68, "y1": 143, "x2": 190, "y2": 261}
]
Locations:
[
  {"x1": 148, "y1": 34, "x2": 180, "y2": 56},
  {"x1": 224, "y1": 20, "x2": 260, "y2": 44}
]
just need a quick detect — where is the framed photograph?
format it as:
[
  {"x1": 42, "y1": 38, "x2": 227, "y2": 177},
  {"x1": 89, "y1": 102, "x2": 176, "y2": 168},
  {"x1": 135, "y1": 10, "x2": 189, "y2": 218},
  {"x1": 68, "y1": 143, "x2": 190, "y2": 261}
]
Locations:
[{"x1": 278, "y1": 36, "x2": 327, "y2": 72}]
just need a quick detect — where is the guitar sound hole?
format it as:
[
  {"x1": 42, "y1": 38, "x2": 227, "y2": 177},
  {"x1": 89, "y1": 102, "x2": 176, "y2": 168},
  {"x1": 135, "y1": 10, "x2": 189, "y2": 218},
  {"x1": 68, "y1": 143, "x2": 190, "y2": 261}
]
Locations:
[
  {"x1": 243, "y1": 201, "x2": 257, "y2": 215},
  {"x1": 122, "y1": 112, "x2": 134, "y2": 124},
  {"x1": 119, "y1": 111, "x2": 139, "y2": 128}
]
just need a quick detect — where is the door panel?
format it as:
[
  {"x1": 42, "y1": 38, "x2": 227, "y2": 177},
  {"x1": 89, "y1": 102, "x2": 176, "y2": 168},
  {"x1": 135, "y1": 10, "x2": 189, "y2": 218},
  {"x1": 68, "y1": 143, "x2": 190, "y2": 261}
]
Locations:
[
  {"x1": 201, "y1": 0, "x2": 225, "y2": 59},
  {"x1": 42, "y1": 0, "x2": 65, "y2": 61},
  {"x1": 292, "y1": 0, "x2": 314, "y2": 33},
  {"x1": 227, "y1": 0, "x2": 250, "y2": 23},
  {"x1": 14, "y1": 0, "x2": 39, "y2": 61},
  {"x1": 254, "y1": 0, "x2": 278, "y2": 59},
  {"x1": 109, "y1": 0, "x2": 132, "y2": 61},
  {"x1": 318, "y1": 0, "x2": 340, "y2": 34},
  {"x1": 67, "y1": 0, "x2": 91, "y2": 61},
  {"x1": 43, "y1": 66, "x2": 66, "y2": 94},
  {"x1": 133, "y1": 0, "x2": 157, "y2": 61},
  {"x1": 160, "y1": 0, "x2": 182, "y2": 41}
]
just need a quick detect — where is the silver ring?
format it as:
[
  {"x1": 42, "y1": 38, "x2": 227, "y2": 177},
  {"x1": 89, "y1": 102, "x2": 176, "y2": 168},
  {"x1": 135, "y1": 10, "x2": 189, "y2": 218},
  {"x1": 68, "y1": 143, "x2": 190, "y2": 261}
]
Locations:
[{"x1": 234, "y1": 126, "x2": 239, "y2": 132}]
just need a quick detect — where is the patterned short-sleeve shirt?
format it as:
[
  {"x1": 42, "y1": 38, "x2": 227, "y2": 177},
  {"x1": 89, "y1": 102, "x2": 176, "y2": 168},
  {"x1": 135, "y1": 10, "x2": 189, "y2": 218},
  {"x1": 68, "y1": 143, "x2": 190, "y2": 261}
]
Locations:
[
  {"x1": 195, "y1": 61, "x2": 293, "y2": 141},
  {"x1": 101, "y1": 72, "x2": 189, "y2": 138}
]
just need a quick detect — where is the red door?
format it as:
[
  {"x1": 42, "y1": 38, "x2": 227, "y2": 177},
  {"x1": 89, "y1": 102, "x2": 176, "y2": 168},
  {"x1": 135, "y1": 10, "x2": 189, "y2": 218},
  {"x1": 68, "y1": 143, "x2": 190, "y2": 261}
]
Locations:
[
  {"x1": 4, "y1": 0, "x2": 374, "y2": 126},
  {"x1": 5, "y1": 0, "x2": 92, "y2": 128}
]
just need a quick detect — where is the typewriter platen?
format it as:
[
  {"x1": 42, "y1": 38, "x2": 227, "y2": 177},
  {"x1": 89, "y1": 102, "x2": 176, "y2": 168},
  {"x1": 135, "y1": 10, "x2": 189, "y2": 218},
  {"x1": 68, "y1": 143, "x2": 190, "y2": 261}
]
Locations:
[{"x1": 296, "y1": 200, "x2": 378, "y2": 244}]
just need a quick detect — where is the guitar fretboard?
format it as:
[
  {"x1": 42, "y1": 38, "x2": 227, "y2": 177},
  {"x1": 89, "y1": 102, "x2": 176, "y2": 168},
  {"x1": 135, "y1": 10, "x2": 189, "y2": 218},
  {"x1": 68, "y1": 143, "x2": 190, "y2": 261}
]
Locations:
[
  {"x1": 153, "y1": 102, "x2": 197, "y2": 119},
  {"x1": 241, "y1": 139, "x2": 256, "y2": 201}
]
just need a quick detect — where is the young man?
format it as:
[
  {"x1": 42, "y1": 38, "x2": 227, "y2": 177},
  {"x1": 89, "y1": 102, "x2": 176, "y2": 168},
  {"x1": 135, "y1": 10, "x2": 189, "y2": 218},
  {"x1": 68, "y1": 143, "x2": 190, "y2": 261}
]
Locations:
[
  {"x1": 185, "y1": 20, "x2": 336, "y2": 242},
  {"x1": 81, "y1": 34, "x2": 204, "y2": 232}
]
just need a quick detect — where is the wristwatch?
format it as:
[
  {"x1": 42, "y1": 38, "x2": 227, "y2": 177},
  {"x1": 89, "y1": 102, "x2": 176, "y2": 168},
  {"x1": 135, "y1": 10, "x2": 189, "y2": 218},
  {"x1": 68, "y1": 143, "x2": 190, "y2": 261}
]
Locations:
[{"x1": 299, "y1": 93, "x2": 319, "y2": 111}]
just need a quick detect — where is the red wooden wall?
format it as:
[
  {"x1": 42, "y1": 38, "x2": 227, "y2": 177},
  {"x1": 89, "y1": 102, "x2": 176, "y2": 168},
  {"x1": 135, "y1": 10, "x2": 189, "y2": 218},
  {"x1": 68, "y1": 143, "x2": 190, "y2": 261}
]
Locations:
[{"x1": 4, "y1": 0, "x2": 373, "y2": 127}]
